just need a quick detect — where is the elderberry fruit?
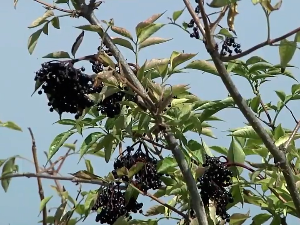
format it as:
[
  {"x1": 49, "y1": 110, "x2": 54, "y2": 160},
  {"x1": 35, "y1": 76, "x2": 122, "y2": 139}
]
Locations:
[
  {"x1": 220, "y1": 37, "x2": 242, "y2": 56},
  {"x1": 197, "y1": 155, "x2": 234, "y2": 222},
  {"x1": 113, "y1": 144, "x2": 163, "y2": 192},
  {"x1": 34, "y1": 61, "x2": 103, "y2": 119},
  {"x1": 92, "y1": 182, "x2": 143, "y2": 224},
  {"x1": 96, "y1": 86, "x2": 135, "y2": 118},
  {"x1": 187, "y1": 19, "x2": 195, "y2": 28}
]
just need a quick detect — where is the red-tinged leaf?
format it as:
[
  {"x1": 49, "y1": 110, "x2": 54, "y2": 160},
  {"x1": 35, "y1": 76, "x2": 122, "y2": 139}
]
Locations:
[{"x1": 111, "y1": 26, "x2": 133, "y2": 40}]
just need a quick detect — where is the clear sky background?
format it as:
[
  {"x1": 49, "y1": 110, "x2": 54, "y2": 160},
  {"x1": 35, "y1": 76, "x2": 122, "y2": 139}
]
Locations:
[{"x1": 1, "y1": 0, "x2": 300, "y2": 224}]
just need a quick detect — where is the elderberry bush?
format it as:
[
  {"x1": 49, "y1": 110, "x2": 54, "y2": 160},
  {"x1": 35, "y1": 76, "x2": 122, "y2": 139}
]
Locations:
[
  {"x1": 220, "y1": 37, "x2": 242, "y2": 56},
  {"x1": 34, "y1": 61, "x2": 102, "y2": 119},
  {"x1": 197, "y1": 155, "x2": 234, "y2": 222},
  {"x1": 112, "y1": 145, "x2": 163, "y2": 192},
  {"x1": 92, "y1": 182, "x2": 143, "y2": 225}
]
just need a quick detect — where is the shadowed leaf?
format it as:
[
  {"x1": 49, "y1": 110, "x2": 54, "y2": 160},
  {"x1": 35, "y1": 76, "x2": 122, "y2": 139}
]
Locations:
[
  {"x1": 43, "y1": 51, "x2": 70, "y2": 59},
  {"x1": 184, "y1": 60, "x2": 219, "y2": 75},
  {"x1": 28, "y1": 29, "x2": 43, "y2": 54},
  {"x1": 71, "y1": 31, "x2": 84, "y2": 57}
]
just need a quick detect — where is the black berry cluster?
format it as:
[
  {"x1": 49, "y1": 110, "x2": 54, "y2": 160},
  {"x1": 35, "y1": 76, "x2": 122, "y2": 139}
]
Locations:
[
  {"x1": 112, "y1": 144, "x2": 163, "y2": 192},
  {"x1": 34, "y1": 61, "x2": 102, "y2": 119},
  {"x1": 220, "y1": 37, "x2": 242, "y2": 56},
  {"x1": 91, "y1": 60, "x2": 104, "y2": 73},
  {"x1": 96, "y1": 86, "x2": 136, "y2": 118},
  {"x1": 92, "y1": 182, "x2": 143, "y2": 225},
  {"x1": 197, "y1": 155, "x2": 234, "y2": 222}
]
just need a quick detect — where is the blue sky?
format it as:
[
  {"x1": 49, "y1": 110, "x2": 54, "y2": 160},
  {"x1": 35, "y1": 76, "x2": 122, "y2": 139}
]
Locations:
[{"x1": 1, "y1": 0, "x2": 300, "y2": 224}]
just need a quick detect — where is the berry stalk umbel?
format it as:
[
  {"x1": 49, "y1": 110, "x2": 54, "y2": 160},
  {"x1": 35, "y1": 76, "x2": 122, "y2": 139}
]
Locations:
[{"x1": 112, "y1": 143, "x2": 164, "y2": 192}]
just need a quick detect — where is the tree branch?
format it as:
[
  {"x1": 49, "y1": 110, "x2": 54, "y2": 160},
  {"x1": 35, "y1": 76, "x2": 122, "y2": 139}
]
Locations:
[
  {"x1": 0, "y1": 172, "x2": 110, "y2": 186},
  {"x1": 221, "y1": 26, "x2": 300, "y2": 62},
  {"x1": 33, "y1": 0, "x2": 73, "y2": 13},
  {"x1": 194, "y1": 1, "x2": 300, "y2": 216},
  {"x1": 164, "y1": 130, "x2": 208, "y2": 225},
  {"x1": 28, "y1": 128, "x2": 47, "y2": 225}
]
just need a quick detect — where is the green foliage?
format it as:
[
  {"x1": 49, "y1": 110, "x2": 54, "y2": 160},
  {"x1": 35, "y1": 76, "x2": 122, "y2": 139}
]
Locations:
[{"x1": 4, "y1": 1, "x2": 300, "y2": 225}]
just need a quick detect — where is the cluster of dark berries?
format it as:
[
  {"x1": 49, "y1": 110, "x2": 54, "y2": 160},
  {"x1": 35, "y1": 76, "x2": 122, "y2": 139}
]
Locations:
[
  {"x1": 91, "y1": 60, "x2": 104, "y2": 73},
  {"x1": 220, "y1": 37, "x2": 242, "y2": 56},
  {"x1": 34, "y1": 61, "x2": 102, "y2": 119},
  {"x1": 197, "y1": 155, "x2": 234, "y2": 222},
  {"x1": 112, "y1": 145, "x2": 163, "y2": 192},
  {"x1": 92, "y1": 182, "x2": 143, "y2": 225},
  {"x1": 187, "y1": 19, "x2": 200, "y2": 39},
  {"x1": 96, "y1": 86, "x2": 136, "y2": 118}
]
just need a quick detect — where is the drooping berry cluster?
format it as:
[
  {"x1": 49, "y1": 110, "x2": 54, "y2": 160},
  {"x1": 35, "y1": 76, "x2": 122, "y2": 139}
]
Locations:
[
  {"x1": 197, "y1": 155, "x2": 234, "y2": 222},
  {"x1": 34, "y1": 61, "x2": 102, "y2": 119},
  {"x1": 92, "y1": 182, "x2": 143, "y2": 225},
  {"x1": 91, "y1": 60, "x2": 104, "y2": 73},
  {"x1": 220, "y1": 37, "x2": 242, "y2": 56},
  {"x1": 112, "y1": 144, "x2": 163, "y2": 192}
]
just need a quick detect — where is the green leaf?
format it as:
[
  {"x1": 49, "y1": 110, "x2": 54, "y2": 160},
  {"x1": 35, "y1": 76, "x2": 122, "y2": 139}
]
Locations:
[
  {"x1": 139, "y1": 37, "x2": 172, "y2": 50},
  {"x1": 208, "y1": 0, "x2": 237, "y2": 7},
  {"x1": 111, "y1": 37, "x2": 135, "y2": 52},
  {"x1": 218, "y1": 28, "x2": 233, "y2": 37},
  {"x1": 275, "y1": 90, "x2": 286, "y2": 102},
  {"x1": 1, "y1": 157, "x2": 16, "y2": 192},
  {"x1": 103, "y1": 134, "x2": 116, "y2": 163},
  {"x1": 54, "y1": 201, "x2": 67, "y2": 223},
  {"x1": 292, "y1": 84, "x2": 300, "y2": 95},
  {"x1": 279, "y1": 39, "x2": 297, "y2": 70},
  {"x1": 111, "y1": 26, "x2": 133, "y2": 41},
  {"x1": 28, "y1": 10, "x2": 54, "y2": 28},
  {"x1": 248, "y1": 63, "x2": 273, "y2": 74},
  {"x1": 0, "y1": 121, "x2": 22, "y2": 131},
  {"x1": 128, "y1": 162, "x2": 144, "y2": 179},
  {"x1": 138, "y1": 23, "x2": 165, "y2": 44},
  {"x1": 172, "y1": 8, "x2": 185, "y2": 22},
  {"x1": 184, "y1": 60, "x2": 219, "y2": 76},
  {"x1": 39, "y1": 196, "x2": 53, "y2": 212},
  {"x1": 228, "y1": 138, "x2": 245, "y2": 175},
  {"x1": 251, "y1": 213, "x2": 272, "y2": 225},
  {"x1": 199, "y1": 97, "x2": 235, "y2": 122},
  {"x1": 250, "y1": 96, "x2": 260, "y2": 113},
  {"x1": 48, "y1": 130, "x2": 76, "y2": 161},
  {"x1": 229, "y1": 212, "x2": 250, "y2": 225},
  {"x1": 145, "y1": 205, "x2": 165, "y2": 216},
  {"x1": 170, "y1": 52, "x2": 197, "y2": 70},
  {"x1": 28, "y1": 28, "x2": 43, "y2": 54},
  {"x1": 295, "y1": 32, "x2": 300, "y2": 42},
  {"x1": 75, "y1": 25, "x2": 103, "y2": 36},
  {"x1": 79, "y1": 132, "x2": 104, "y2": 158},
  {"x1": 113, "y1": 216, "x2": 129, "y2": 225},
  {"x1": 71, "y1": 31, "x2": 84, "y2": 57},
  {"x1": 70, "y1": 0, "x2": 80, "y2": 9},
  {"x1": 85, "y1": 159, "x2": 94, "y2": 174},
  {"x1": 246, "y1": 56, "x2": 268, "y2": 65},
  {"x1": 230, "y1": 126, "x2": 271, "y2": 139},
  {"x1": 51, "y1": 17, "x2": 60, "y2": 29},
  {"x1": 125, "y1": 184, "x2": 139, "y2": 204},
  {"x1": 42, "y1": 51, "x2": 70, "y2": 59},
  {"x1": 157, "y1": 157, "x2": 177, "y2": 173},
  {"x1": 144, "y1": 58, "x2": 170, "y2": 71},
  {"x1": 42, "y1": 22, "x2": 49, "y2": 35}
]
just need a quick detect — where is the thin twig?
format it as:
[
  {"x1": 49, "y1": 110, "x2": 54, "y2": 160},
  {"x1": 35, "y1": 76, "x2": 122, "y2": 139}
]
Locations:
[
  {"x1": 258, "y1": 96, "x2": 274, "y2": 130},
  {"x1": 210, "y1": 6, "x2": 228, "y2": 34},
  {"x1": 284, "y1": 104, "x2": 298, "y2": 124},
  {"x1": 0, "y1": 173, "x2": 112, "y2": 186},
  {"x1": 284, "y1": 120, "x2": 300, "y2": 149},
  {"x1": 141, "y1": 136, "x2": 170, "y2": 150},
  {"x1": 28, "y1": 128, "x2": 47, "y2": 225},
  {"x1": 221, "y1": 26, "x2": 300, "y2": 62},
  {"x1": 33, "y1": 0, "x2": 73, "y2": 13}
]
